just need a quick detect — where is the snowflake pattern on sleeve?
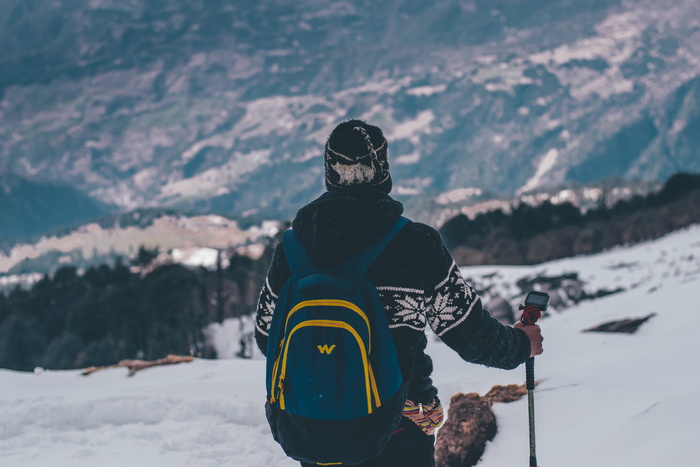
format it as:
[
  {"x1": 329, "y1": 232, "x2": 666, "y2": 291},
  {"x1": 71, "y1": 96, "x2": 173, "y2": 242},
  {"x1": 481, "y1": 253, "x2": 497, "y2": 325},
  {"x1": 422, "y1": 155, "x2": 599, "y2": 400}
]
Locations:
[
  {"x1": 255, "y1": 277, "x2": 277, "y2": 337},
  {"x1": 376, "y1": 286, "x2": 426, "y2": 331},
  {"x1": 426, "y1": 262, "x2": 480, "y2": 337}
]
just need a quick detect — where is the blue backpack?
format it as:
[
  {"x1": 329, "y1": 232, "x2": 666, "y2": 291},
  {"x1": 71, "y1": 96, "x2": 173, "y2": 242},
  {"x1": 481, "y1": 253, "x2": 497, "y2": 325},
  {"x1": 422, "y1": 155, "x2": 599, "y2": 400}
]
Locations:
[{"x1": 265, "y1": 217, "x2": 410, "y2": 465}]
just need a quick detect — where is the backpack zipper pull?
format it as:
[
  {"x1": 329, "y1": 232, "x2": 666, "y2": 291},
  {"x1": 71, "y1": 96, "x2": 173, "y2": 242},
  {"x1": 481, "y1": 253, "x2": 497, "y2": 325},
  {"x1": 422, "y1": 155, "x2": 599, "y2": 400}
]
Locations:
[
  {"x1": 278, "y1": 375, "x2": 285, "y2": 395},
  {"x1": 277, "y1": 376, "x2": 284, "y2": 410}
]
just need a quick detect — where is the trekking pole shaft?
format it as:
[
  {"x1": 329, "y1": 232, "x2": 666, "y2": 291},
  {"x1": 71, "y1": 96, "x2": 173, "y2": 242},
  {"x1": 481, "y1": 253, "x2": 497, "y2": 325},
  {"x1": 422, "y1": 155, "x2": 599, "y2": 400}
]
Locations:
[
  {"x1": 520, "y1": 293, "x2": 547, "y2": 467},
  {"x1": 526, "y1": 357, "x2": 538, "y2": 467}
]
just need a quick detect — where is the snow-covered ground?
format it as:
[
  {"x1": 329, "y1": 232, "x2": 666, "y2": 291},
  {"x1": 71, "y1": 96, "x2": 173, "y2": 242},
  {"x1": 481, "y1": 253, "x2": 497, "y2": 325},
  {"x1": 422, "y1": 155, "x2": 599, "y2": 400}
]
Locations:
[{"x1": 2, "y1": 225, "x2": 700, "y2": 467}]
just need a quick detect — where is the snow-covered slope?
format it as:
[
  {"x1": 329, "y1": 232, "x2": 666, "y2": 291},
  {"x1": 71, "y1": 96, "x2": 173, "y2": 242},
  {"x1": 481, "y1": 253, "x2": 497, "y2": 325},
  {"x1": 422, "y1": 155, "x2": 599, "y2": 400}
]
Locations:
[{"x1": 2, "y1": 225, "x2": 700, "y2": 467}]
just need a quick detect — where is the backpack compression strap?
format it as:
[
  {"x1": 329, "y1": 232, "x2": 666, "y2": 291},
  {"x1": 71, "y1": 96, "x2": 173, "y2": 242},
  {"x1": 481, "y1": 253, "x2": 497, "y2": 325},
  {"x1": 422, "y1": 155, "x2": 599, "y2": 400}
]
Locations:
[
  {"x1": 282, "y1": 217, "x2": 410, "y2": 274},
  {"x1": 342, "y1": 216, "x2": 410, "y2": 273},
  {"x1": 282, "y1": 229, "x2": 315, "y2": 273}
]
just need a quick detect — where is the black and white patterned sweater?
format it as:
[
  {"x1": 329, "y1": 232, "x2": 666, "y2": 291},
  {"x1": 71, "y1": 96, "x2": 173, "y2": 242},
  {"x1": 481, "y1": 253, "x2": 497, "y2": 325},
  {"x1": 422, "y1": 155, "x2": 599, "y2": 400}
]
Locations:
[{"x1": 255, "y1": 188, "x2": 531, "y2": 404}]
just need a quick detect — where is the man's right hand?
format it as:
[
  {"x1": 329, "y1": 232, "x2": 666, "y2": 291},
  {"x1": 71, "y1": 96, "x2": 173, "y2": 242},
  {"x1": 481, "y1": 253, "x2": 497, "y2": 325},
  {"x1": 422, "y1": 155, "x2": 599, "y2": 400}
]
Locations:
[{"x1": 514, "y1": 321, "x2": 544, "y2": 358}]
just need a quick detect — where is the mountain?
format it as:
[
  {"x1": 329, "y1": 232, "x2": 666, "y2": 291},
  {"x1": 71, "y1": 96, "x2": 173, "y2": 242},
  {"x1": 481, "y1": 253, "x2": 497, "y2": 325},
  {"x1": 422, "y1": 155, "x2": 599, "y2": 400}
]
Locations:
[
  {"x1": 1, "y1": 224, "x2": 698, "y2": 466},
  {"x1": 2, "y1": 0, "x2": 700, "y2": 222},
  {"x1": 0, "y1": 173, "x2": 112, "y2": 242}
]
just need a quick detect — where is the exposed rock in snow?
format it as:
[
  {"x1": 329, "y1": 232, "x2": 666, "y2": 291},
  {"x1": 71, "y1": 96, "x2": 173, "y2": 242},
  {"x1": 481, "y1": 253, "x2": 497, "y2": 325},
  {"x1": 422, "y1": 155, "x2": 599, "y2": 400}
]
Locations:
[{"x1": 583, "y1": 313, "x2": 656, "y2": 334}]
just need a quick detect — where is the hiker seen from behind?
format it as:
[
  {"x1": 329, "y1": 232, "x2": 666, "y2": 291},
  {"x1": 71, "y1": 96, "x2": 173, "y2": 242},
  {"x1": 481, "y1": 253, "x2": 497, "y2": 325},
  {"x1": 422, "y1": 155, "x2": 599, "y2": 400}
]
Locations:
[{"x1": 255, "y1": 120, "x2": 544, "y2": 467}]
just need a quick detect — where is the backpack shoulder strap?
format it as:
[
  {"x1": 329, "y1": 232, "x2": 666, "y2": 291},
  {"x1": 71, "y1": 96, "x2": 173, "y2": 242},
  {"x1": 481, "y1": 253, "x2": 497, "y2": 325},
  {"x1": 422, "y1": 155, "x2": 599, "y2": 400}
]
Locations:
[
  {"x1": 282, "y1": 229, "x2": 315, "y2": 273},
  {"x1": 343, "y1": 216, "x2": 411, "y2": 273}
]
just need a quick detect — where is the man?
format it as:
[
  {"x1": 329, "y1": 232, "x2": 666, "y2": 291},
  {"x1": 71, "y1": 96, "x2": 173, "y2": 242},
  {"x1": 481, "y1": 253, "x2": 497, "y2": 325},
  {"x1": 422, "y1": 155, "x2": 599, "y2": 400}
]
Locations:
[{"x1": 255, "y1": 119, "x2": 544, "y2": 467}]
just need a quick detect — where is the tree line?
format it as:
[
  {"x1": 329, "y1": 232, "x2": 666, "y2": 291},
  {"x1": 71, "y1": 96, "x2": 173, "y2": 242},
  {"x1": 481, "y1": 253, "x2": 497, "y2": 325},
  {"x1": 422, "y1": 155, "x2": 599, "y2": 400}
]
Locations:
[
  {"x1": 0, "y1": 242, "x2": 274, "y2": 372},
  {"x1": 439, "y1": 172, "x2": 700, "y2": 265}
]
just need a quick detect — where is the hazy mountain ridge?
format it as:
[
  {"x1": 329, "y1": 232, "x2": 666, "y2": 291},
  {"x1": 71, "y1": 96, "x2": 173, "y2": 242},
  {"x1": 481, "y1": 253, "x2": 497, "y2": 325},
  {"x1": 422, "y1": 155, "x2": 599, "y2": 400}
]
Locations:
[
  {"x1": 0, "y1": 211, "x2": 281, "y2": 276},
  {"x1": 0, "y1": 172, "x2": 113, "y2": 242},
  {"x1": 0, "y1": 171, "x2": 662, "y2": 278},
  {"x1": 2, "y1": 0, "x2": 700, "y2": 221}
]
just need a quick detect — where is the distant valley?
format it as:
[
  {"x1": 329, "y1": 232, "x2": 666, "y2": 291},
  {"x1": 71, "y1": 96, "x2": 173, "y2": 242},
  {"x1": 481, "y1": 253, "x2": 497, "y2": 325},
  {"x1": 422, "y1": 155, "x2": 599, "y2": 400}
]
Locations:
[{"x1": 2, "y1": 0, "x2": 700, "y2": 228}]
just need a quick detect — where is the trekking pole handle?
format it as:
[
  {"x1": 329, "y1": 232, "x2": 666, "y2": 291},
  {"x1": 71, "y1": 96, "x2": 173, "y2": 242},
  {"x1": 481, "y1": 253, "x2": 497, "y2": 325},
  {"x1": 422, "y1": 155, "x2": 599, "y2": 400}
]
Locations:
[
  {"x1": 519, "y1": 303, "x2": 542, "y2": 326},
  {"x1": 519, "y1": 291, "x2": 549, "y2": 324},
  {"x1": 519, "y1": 296, "x2": 545, "y2": 404}
]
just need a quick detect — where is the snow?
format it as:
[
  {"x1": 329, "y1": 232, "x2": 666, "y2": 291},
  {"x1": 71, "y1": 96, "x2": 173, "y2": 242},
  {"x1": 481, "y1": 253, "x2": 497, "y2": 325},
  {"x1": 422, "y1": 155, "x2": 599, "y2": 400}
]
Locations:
[
  {"x1": 206, "y1": 315, "x2": 262, "y2": 360},
  {"x1": 473, "y1": 64, "x2": 535, "y2": 95},
  {"x1": 385, "y1": 110, "x2": 435, "y2": 143},
  {"x1": 0, "y1": 272, "x2": 43, "y2": 291},
  {"x1": 393, "y1": 150, "x2": 421, "y2": 165},
  {"x1": 435, "y1": 187, "x2": 484, "y2": 205},
  {"x1": 0, "y1": 216, "x2": 279, "y2": 275},
  {"x1": 569, "y1": 67, "x2": 635, "y2": 100},
  {"x1": 528, "y1": 9, "x2": 646, "y2": 100},
  {"x1": 464, "y1": 223, "x2": 700, "y2": 302},
  {"x1": 529, "y1": 10, "x2": 642, "y2": 67},
  {"x1": 406, "y1": 85, "x2": 447, "y2": 97},
  {"x1": 517, "y1": 148, "x2": 559, "y2": 194},
  {"x1": 2, "y1": 225, "x2": 700, "y2": 466},
  {"x1": 0, "y1": 359, "x2": 295, "y2": 467},
  {"x1": 170, "y1": 247, "x2": 220, "y2": 268},
  {"x1": 159, "y1": 149, "x2": 272, "y2": 201}
]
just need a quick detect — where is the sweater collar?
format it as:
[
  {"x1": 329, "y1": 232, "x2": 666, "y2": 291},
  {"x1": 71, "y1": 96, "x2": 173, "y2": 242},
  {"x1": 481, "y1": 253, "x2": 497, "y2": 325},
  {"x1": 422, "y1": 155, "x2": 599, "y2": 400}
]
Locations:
[{"x1": 291, "y1": 188, "x2": 404, "y2": 264}]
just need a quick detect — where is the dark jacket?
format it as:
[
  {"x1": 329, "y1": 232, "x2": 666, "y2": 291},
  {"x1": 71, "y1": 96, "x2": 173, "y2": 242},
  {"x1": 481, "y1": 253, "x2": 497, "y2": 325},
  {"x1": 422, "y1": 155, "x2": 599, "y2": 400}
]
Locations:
[{"x1": 255, "y1": 188, "x2": 531, "y2": 403}]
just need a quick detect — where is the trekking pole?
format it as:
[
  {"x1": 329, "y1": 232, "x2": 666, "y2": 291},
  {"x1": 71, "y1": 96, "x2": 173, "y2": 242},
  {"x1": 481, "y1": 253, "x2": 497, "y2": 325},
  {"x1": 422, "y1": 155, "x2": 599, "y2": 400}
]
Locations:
[{"x1": 519, "y1": 291, "x2": 549, "y2": 467}]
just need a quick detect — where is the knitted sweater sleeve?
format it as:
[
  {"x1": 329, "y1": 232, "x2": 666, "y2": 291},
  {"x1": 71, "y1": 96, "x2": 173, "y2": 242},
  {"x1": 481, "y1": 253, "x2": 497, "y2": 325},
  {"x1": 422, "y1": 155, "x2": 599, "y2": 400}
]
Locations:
[
  {"x1": 255, "y1": 243, "x2": 290, "y2": 356},
  {"x1": 425, "y1": 234, "x2": 531, "y2": 370}
]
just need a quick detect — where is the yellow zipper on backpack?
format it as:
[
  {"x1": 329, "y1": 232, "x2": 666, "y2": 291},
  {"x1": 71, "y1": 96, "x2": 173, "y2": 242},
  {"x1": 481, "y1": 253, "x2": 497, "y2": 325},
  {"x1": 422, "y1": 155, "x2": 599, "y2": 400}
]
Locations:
[
  {"x1": 275, "y1": 319, "x2": 378, "y2": 414},
  {"x1": 269, "y1": 338, "x2": 284, "y2": 404},
  {"x1": 284, "y1": 300, "x2": 372, "y2": 353}
]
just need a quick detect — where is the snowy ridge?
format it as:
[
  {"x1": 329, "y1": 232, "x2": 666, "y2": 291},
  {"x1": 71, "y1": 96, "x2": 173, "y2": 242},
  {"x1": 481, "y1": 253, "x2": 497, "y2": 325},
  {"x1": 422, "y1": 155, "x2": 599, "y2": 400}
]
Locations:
[
  {"x1": 465, "y1": 224, "x2": 700, "y2": 313},
  {"x1": 0, "y1": 216, "x2": 281, "y2": 275},
  {"x1": 2, "y1": 225, "x2": 700, "y2": 466}
]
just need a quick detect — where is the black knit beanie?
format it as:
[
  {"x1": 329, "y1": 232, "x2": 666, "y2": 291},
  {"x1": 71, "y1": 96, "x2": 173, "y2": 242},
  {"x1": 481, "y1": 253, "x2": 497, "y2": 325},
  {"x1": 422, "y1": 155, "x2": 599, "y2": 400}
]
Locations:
[{"x1": 324, "y1": 120, "x2": 392, "y2": 193}]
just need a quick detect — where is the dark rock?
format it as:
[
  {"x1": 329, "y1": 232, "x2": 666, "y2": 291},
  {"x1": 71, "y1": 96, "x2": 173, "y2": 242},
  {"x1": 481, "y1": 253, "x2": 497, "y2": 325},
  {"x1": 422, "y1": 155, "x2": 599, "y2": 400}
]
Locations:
[
  {"x1": 583, "y1": 313, "x2": 656, "y2": 333},
  {"x1": 486, "y1": 295, "x2": 515, "y2": 323},
  {"x1": 587, "y1": 287, "x2": 625, "y2": 299},
  {"x1": 516, "y1": 272, "x2": 580, "y2": 292},
  {"x1": 513, "y1": 271, "x2": 625, "y2": 312}
]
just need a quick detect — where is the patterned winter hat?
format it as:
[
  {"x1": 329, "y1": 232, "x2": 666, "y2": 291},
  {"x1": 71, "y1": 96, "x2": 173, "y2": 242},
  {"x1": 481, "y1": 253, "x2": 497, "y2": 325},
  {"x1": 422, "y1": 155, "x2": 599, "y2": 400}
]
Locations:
[{"x1": 324, "y1": 120, "x2": 392, "y2": 193}]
